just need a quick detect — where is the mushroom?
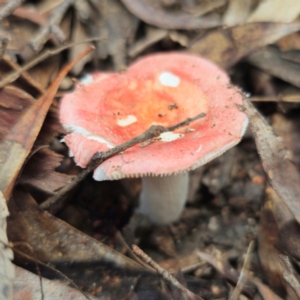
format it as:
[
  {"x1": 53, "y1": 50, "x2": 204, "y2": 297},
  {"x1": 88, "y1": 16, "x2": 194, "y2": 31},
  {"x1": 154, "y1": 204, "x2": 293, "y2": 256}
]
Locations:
[{"x1": 60, "y1": 53, "x2": 248, "y2": 225}]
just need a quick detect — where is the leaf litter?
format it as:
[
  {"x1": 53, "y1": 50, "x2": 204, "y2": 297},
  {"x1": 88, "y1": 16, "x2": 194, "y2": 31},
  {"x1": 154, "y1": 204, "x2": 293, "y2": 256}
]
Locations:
[{"x1": 0, "y1": 0, "x2": 300, "y2": 299}]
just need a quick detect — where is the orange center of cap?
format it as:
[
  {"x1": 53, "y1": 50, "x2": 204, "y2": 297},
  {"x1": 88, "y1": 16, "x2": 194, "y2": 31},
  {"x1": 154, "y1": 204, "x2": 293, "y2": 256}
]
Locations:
[{"x1": 100, "y1": 71, "x2": 209, "y2": 142}]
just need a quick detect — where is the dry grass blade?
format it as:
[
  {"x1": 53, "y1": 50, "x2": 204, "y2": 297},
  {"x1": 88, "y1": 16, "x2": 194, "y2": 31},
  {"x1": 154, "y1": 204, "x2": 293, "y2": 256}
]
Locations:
[
  {"x1": 242, "y1": 98, "x2": 300, "y2": 225},
  {"x1": 230, "y1": 241, "x2": 254, "y2": 300}
]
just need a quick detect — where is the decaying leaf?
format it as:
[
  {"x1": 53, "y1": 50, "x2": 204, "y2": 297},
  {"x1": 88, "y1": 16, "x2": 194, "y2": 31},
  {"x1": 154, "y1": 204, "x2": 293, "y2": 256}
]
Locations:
[
  {"x1": 258, "y1": 187, "x2": 290, "y2": 294},
  {"x1": 128, "y1": 26, "x2": 168, "y2": 58},
  {"x1": 0, "y1": 56, "x2": 44, "y2": 97},
  {"x1": 247, "y1": 0, "x2": 300, "y2": 23},
  {"x1": 197, "y1": 251, "x2": 283, "y2": 300},
  {"x1": 247, "y1": 46, "x2": 300, "y2": 88},
  {"x1": 13, "y1": 266, "x2": 98, "y2": 300},
  {"x1": 26, "y1": 55, "x2": 60, "y2": 89},
  {"x1": 92, "y1": 0, "x2": 138, "y2": 70},
  {"x1": 19, "y1": 148, "x2": 75, "y2": 195},
  {"x1": 121, "y1": 0, "x2": 221, "y2": 30},
  {"x1": 0, "y1": 85, "x2": 35, "y2": 141},
  {"x1": 243, "y1": 99, "x2": 300, "y2": 225},
  {"x1": 0, "y1": 191, "x2": 14, "y2": 300},
  {"x1": 8, "y1": 189, "x2": 150, "y2": 297},
  {"x1": 223, "y1": 0, "x2": 253, "y2": 26},
  {"x1": 0, "y1": 46, "x2": 93, "y2": 200},
  {"x1": 189, "y1": 22, "x2": 300, "y2": 69},
  {"x1": 183, "y1": 0, "x2": 226, "y2": 18},
  {"x1": 69, "y1": 16, "x2": 93, "y2": 75},
  {"x1": 272, "y1": 113, "x2": 300, "y2": 166}
]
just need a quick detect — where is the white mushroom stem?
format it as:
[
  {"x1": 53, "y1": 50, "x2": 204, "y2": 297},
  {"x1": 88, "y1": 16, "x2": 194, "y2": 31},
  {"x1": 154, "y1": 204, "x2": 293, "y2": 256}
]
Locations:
[{"x1": 137, "y1": 173, "x2": 189, "y2": 224}]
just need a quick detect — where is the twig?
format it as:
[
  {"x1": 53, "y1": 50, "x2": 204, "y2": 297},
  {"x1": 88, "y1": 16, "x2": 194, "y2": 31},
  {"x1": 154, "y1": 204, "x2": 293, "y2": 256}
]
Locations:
[
  {"x1": 132, "y1": 244, "x2": 204, "y2": 300},
  {"x1": 0, "y1": 38, "x2": 104, "y2": 89},
  {"x1": 30, "y1": 0, "x2": 73, "y2": 51},
  {"x1": 50, "y1": 24, "x2": 66, "y2": 43},
  {"x1": 279, "y1": 255, "x2": 300, "y2": 298},
  {"x1": 230, "y1": 240, "x2": 254, "y2": 300},
  {"x1": 0, "y1": 38, "x2": 9, "y2": 59},
  {"x1": 250, "y1": 94, "x2": 300, "y2": 103},
  {"x1": 116, "y1": 231, "x2": 155, "y2": 272},
  {"x1": 40, "y1": 113, "x2": 206, "y2": 213},
  {"x1": 0, "y1": 0, "x2": 25, "y2": 21}
]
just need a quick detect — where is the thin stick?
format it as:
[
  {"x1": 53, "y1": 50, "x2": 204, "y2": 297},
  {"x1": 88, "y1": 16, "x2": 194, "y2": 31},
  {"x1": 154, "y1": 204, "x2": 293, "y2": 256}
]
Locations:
[
  {"x1": 250, "y1": 94, "x2": 300, "y2": 103},
  {"x1": 30, "y1": 0, "x2": 73, "y2": 51},
  {"x1": 116, "y1": 231, "x2": 155, "y2": 272},
  {"x1": 0, "y1": 0, "x2": 25, "y2": 21},
  {"x1": 132, "y1": 244, "x2": 204, "y2": 300},
  {"x1": 40, "y1": 113, "x2": 206, "y2": 213}
]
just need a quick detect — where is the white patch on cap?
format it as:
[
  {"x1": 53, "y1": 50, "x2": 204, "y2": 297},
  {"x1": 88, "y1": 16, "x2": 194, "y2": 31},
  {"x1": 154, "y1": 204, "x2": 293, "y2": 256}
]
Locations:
[
  {"x1": 64, "y1": 124, "x2": 115, "y2": 148},
  {"x1": 94, "y1": 165, "x2": 126, "y2": 181},
  {"x1": 117, "y1": 115, "x2": 137, "y2": 127},
  {"x1": 93, "y1": 165, "x2": 109, "y2": 181},
  {"x1": 80, "y1": 74, "x2": 94, "y2": 85},
  {"x1": 158, "y1": 72, "x2": 180, "y2": 87},
  {"x1": 159, "y1": 131, "x2": 183, "y2": 142}
]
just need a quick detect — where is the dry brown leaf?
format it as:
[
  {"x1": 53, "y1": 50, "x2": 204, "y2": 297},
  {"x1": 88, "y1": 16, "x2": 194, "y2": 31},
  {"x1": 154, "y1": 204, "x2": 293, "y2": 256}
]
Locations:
[
  {"x1": 277, "y1": 32, "x2": 300, "y2": 51},
  {"x1": 8, "y1": 189, "x2": 146, "y2": 298},
  {"x1": 69, "y1": 16, "x2": 93, "y2": 75},
  {"x1": 183, "y1": 0, "x2": 226, "y2": 18},
  {"x1": 247, "y1": 47, "x2": 300, "y2": 88},
  {"x1": 0, "y1": 85, "x2": 35, "y2": 141},
  {"x1": 223, "y1": 0, "x2": 253, "y2": 26},
  {"x1": 128, "y1": 26, "x2": 168, "y2": 58},
  {"x1": 27, "y1": 55, "x2": 60, "y2": 89},
  {"x1": 258, "y1": 187, "x2": 289, "y2": 294},
  {"x1": 272, "y1": 113, "x2": 300, "y2": 166},
  {"x1": 243, "y1": 98, "x2": 300, "y2": 225},
  {"x1": 1, "y1": 16, "x2": 39, "y2": 55},
  {"x1": 0, "y1": 46, "x2": 93, "y2": 199},
  {"x1": 19, "y1": 148, "x2": 75, "y2": 195},
  {"x1": 189, "y1": 22, "x2": 300, "y2": 69},
  {"x1": 197, "y1": 251, "x2": 283, "y2": 300},
  {"x1": 92, "y1": 0, "x2": 138, "y2": 70},
  {"x1": 35, "y1": 0, "x2": 64, "y2": 14},
  {"x1": 121, "y1": 0, "x2": 221, "y2": 30},
  {"x1": 13, "y1": 266, "x2": 97, "y2": 300},
  {"x1": 248, "y1": 0, "x2": 300, "y2": 23},
  {"x1": 0, "y1": 56, "x2": 44, "y2": 97}
]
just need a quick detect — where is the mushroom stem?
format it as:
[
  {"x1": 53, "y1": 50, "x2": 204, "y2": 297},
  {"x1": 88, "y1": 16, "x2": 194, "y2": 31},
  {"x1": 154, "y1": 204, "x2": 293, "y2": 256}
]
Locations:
[{"x1": 137, "y1": 173, "x2": 189, "y2": 224}]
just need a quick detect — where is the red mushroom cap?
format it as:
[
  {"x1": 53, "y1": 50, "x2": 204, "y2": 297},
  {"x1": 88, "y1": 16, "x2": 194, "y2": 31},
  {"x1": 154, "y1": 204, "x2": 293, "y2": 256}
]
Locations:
[{"x1": 60, "y1": 53, "x2": 248, "y2": 180}]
